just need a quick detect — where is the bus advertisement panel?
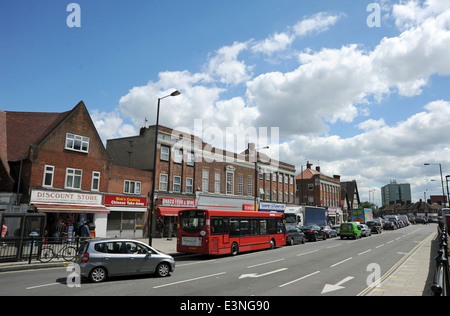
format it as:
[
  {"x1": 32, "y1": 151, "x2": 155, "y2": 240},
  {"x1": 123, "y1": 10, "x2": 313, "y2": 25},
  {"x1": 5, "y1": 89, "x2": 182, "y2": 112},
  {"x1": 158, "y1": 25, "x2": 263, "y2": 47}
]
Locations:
[{"x1": 177, "y1": 209, "x2": 285, "y2": 255}]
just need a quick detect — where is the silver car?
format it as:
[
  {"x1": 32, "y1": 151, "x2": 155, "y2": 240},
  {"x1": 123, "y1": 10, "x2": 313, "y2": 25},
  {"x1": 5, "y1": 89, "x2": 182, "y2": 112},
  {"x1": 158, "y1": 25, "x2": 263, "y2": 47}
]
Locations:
[{"x1": 75, "y1": 238, "x2": 175, "y2": 283}]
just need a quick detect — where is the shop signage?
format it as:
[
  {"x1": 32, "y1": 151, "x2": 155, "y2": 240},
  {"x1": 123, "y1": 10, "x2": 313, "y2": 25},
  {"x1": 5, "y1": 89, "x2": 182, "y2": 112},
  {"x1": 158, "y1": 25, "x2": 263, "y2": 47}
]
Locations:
[
  {"x1": 242, "y1": 204, "x2": 256, "y2": 211},
  {"x1": 156, "y1": 197, "x2": 196, "y2": 208},
  {"x1": 31, "y1": 189, "x2": 102, "y2": 206},
  {"x1": 104, "y1": 195, "x2": 147, "y2": 207},
  {"x1": 259, "y1": 203, "x2": 286, "y2": 212}
]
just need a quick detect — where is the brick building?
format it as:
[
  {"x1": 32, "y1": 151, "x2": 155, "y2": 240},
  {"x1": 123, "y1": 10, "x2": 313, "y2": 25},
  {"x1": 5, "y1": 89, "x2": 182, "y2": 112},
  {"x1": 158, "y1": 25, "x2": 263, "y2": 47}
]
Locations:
[
  {"x1": 107, "y1": 125, "x2": 296, "y2": 236},
  {"x1": 0, "y1": 102, "x2": 151, "y2": 238},
  {"x1": 296, "y1": 162, "x2": 343, "y2": 223}
]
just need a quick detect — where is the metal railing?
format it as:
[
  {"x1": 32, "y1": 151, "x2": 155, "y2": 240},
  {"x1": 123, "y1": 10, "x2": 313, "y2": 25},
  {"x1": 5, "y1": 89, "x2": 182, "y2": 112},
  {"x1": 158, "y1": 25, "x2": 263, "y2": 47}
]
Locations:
[
  {"x1": 431, "y1": 223, "x2": 449, "y2": 296},
  {"x1": 0, "y1": 236, "x2": 81, "y2": 264}
]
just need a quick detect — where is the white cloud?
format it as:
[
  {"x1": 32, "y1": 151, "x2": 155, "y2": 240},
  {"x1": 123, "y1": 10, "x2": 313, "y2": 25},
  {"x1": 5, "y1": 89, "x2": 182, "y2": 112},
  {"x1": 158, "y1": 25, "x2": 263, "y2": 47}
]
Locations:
[
  {"x1": 207, "y1": 41, "x2": 253, "y2": 86},
  {"x1": 293, "y1": 12, "x2": 343, "y2": 37},
  {"x1": 251, "y1": 12, "x2": 343, "y2": 56},
  {"x1": 97, "y1": 2, "x2": 450, "y2": 203}
]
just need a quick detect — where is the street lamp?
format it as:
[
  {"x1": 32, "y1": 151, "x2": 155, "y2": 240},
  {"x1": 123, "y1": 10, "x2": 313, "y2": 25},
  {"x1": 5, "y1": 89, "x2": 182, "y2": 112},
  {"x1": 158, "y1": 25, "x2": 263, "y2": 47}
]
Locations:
[
  {"x1": 148, "y1": 90, "x2": 180, "y2": 246},
  {"x1": 424, "y1": 163, "x2": 446, "y2": 207}
]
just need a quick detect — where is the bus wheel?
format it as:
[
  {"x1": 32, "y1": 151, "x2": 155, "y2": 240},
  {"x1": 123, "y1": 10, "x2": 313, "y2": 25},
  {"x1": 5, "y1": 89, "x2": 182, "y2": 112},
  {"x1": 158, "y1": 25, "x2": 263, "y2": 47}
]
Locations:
[
  {"x1": 231, "y1": 242, "x2": 239, "y2": 256},
  {"x1": 270, "y1": 239, "x2": 276, "y2": 249}
]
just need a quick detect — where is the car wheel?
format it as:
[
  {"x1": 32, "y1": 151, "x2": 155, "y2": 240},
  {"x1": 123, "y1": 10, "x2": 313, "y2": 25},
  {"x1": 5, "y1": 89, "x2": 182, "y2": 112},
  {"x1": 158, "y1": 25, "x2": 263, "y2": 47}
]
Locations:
[
  {"x1": 289, "y1": 238, "x2": 294, "y2": 246},
  {"x1": 90, "y1": 267, "x2": 107, "y2": 283},
  {"x1": 301, "y1": 237, "x2": 305, "y2": 244},
  {"x1": 156, "y1": 262, "x2": 171, "y2": 277}
]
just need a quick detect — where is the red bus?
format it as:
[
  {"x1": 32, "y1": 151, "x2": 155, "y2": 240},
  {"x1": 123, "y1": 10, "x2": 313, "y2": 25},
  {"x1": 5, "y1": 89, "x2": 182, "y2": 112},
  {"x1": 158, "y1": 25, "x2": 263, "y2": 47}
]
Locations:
[{"x1": 177, "y1": 209, "x2": 286, "y2": 255}]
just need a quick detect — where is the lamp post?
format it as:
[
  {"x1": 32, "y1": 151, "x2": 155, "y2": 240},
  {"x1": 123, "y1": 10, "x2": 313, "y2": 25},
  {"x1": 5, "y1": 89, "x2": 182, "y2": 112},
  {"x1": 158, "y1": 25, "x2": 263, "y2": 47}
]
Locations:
[
  {"x1": 424, "y1": 163, "x2": 446, "y2": 207},
  {"x1": 253, "y1": 146, "x2": 269, "y2": 211},
  {"x1": 148, "y1": 90, "x2": 180, "y2": 246}
]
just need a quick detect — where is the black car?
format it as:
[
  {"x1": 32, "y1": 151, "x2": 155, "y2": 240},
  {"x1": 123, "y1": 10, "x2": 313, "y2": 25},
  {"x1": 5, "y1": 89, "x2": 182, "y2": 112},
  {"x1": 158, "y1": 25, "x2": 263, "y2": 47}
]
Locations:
[
  {"x1": 301, "y1": 225, "x2": 326, "y2": 242},
  {"x1": 286, "y1": 227, "x2": 306, "y2": 245},
  {"x1": 383, "y1": 221, "x2": 396, "y2": 230},
  {"x1": 366, "y1": 221, "x2": 382, "y2": 234}
]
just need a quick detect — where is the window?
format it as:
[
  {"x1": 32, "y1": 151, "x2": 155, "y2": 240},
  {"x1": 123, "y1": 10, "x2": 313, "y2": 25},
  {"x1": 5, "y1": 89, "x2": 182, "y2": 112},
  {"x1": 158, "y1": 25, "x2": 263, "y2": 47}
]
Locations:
[
  {"x1": 124, "y1": 180, "x2": 141, "y2": 194},
  {"x1": 247, "y1": 177, "x2": 253, "y2": 197},
  {"x1": 173, "y1": 176, "x2": 181, "y2": 192},
  {"x1": 202, "y1": 169, "x2": 209, "y2": 192},
  {"x1": 65, "y1": 168, "x2": 82, "y2": 189},
  {"x1": 215, "y1": 171, "x2": 221, "y2": 194},
  {"x1": 159, "y1": 174, "x2": 168, "y2": 191},
  {"x1": 273, "y1": 190, "x2": 277, "y2": 201},
  {"x1": 238, "y1": 176, "x2": 244, "y2": 195},
  {"x1": 43, "y1": 165, "x2": 54, "y2": 187},
  {"x1": 186, "y1": 178, "x2": 193, "y2": 194},
  {"x1": 226, "y1": 172, "x2": 234, "y2": 195},
  {"x1": 174, "y1": 149, "x2": 183, "y2": 164},
  {"x1": 259, "y1": 188, "x2": 264, "y2": 200},
  {"x1": 160, "y1": 146, "x2": 169, "y2": 161},
  {"x1": 92, "y1": 171, "x2": 100, "y2": 191},
  {"x1": 186, "y1": 152, "x2": 194, "y2": 166},
  {"x1": 65, "y1": 133, "x2": 89, "y2": 153}
]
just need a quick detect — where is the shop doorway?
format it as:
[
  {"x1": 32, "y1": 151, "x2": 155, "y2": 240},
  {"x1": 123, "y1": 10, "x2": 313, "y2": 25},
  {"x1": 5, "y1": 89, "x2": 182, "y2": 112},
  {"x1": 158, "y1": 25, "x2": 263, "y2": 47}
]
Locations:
[{"x1": 106, "y1": 211, "x2": 144, "y2": 238}]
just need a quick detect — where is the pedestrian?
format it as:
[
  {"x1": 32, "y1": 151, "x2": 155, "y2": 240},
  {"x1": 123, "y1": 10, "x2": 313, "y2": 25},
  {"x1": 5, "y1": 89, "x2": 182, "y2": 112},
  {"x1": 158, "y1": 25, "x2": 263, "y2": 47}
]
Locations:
[
  {"x1": 80, "y1": 222, "x2": 90, "y2": 238},
  {"x1": 1, "y1": 223, "x2": 7, "y2": 238}
]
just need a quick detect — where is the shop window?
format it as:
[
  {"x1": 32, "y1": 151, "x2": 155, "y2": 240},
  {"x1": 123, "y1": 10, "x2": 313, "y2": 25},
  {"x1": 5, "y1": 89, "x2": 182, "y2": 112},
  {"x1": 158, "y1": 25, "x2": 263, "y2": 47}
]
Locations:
[
  {"x1": 43, "y1": 165, "x2": 54, "y2": 187},
  {"x1": 65, "y1": 133, "x2": 89, "y2": 153},
  {"x1": 65, "y1": 168, "x2": 82, "y2": 189}
]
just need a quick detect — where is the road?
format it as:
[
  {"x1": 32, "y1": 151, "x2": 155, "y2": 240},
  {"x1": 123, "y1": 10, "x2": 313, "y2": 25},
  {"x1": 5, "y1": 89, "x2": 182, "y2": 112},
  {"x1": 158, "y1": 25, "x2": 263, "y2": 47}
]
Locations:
[{"x1": 0, "y1": 223, "x2": 436, "y2": 298}]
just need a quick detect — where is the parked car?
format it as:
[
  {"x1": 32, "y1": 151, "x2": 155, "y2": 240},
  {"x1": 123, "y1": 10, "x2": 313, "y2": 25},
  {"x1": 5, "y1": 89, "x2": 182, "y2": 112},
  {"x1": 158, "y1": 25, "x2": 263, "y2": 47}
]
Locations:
[
  {"x1": 286, "y1": 227, "x2": 306, "y2": 245},
  {"x1": 301, "y1": 225, "x2": 326, "y2": 242},
  {"x1": 358, "y1": 224, "x2": 371, "y2": 237},
  {"x1": 366, "y1": 221, "x2": 382, "y2": 234},
  {"x1": 383, "y1": 221, "x2": 396, "y2": 230},
  {"x1": 75, "y1": 238, "x2": 176, "y2": 283},
  {"x1": 332, "y1": 224, "x2": 341, "y2": 236},
  {"x1": 320, "y1": 225, "x2": 337, "y2": 238},
  {"x1": 340, "y1": 222, "x2": 362, "y2": 239}
]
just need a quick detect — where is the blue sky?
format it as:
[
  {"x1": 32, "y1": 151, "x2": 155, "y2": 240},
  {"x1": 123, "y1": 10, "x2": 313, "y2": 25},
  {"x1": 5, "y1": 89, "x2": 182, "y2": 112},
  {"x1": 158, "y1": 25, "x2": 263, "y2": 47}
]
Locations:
[{"x1": 2, "y1": 0, "x2": 450, "y2": 205}]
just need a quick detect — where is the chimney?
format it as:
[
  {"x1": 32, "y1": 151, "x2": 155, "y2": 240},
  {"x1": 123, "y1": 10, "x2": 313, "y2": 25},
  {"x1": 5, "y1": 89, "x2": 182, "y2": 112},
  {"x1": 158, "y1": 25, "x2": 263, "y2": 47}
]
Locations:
[
  {"x1": 316, "y1": 166, "x2": 321, "y2": 172},
  {"x1": 306, "y1": 161, "x2": 312, "y2": 169},
  {"x1": 333, "y1": 175, "x2": 341, "y2": 181}
]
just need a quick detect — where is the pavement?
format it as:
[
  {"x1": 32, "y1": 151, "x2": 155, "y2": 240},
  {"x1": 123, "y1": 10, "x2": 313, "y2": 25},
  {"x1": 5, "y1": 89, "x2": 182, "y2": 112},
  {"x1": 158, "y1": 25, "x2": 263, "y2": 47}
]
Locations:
[{"x1": 0, "y1": 229, "x2": 443, "y2": 296}]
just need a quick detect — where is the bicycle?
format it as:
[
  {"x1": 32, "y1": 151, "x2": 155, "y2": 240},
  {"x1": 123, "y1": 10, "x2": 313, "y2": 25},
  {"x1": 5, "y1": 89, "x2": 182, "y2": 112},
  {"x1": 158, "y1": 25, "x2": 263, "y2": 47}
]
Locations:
[{"x1": 39, "y1": 241, "x2": 77, "y2": 263}]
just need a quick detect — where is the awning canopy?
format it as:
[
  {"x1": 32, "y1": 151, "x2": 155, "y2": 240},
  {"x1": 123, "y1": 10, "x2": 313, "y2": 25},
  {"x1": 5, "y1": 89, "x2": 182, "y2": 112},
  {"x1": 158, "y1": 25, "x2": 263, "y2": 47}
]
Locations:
[
  {"x1": 156, "y1": 207, "x2": 189, "y2": 216},
  {"x1": 33, "y1": 204, "x2": 110, "y2": 214}
]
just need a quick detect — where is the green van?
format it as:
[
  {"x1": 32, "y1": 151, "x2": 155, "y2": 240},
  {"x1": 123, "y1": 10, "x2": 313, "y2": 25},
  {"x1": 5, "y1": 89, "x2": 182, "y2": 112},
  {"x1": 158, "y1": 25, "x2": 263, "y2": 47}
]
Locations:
[{"x1": 340, "y1": 222, "x2": 362, "y2": 239}]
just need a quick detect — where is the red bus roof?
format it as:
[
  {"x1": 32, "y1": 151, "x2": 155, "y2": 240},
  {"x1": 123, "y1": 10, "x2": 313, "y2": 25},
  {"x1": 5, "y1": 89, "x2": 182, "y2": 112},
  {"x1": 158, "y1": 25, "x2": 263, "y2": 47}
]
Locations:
[{"x1": 179, "y1": 209, "x2": 284, "y2": 218}]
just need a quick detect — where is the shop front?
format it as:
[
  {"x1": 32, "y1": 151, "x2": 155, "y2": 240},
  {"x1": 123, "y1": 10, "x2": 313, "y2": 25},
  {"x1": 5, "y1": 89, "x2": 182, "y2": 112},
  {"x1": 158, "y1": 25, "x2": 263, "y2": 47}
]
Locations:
[
  {"x1": 154, "y1": 197, "x2": 196, "y2": 238},
  {"x1": 30, "y1": 189, "x2": 109, "y2": 239},
  {"x1": 104, "y1": 194, "x2": 147, "y2": 238}
]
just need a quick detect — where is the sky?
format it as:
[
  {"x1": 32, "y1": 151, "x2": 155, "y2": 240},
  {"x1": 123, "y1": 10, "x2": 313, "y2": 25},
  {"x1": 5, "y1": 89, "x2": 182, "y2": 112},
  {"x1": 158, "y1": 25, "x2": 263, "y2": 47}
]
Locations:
[{"x1": 1, "y1": 0, "x2": 450, "y2": 206}]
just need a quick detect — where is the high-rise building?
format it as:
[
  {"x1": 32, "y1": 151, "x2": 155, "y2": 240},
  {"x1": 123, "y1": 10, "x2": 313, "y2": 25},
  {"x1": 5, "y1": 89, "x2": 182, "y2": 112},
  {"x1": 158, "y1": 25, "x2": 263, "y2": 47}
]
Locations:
[{"x1": 381, "y1": 180, "x2": 411, "y2": 205}]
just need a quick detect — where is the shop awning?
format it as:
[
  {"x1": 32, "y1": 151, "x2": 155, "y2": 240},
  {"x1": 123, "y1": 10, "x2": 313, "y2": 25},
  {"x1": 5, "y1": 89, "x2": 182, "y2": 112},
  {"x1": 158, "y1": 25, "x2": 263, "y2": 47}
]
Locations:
[
  {"x1": 156, "y1": 207, "x2": 188, "y2": 216},
  {"x1": 33, "y1": 204, "x2": 110, "y2": 214}
]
